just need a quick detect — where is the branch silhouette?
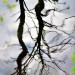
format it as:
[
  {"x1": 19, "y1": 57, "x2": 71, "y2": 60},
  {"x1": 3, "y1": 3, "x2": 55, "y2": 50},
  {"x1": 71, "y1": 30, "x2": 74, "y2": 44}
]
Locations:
[
  {"x1": 34, "y1": 0, "x2": 44, "y2": 65},
  {"x1": 16, "y1": 0, "x2": 28, "y2": 74},
  {"x1": 11, "y1": 0, "x2": 75, "y2": 75}
]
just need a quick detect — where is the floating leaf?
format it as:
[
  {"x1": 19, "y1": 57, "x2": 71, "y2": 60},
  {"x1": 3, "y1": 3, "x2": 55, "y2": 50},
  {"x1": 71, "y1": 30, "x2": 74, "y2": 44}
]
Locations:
[
  {"x1": 9, "y1": 4, "x2": 16, "y2": 10},
  {"x1": 0, "y1": 16, "x2": 4, "y2": 22},
  {"x1": 71, "y1": 55, "x2": 75, "y2": 63},
  {"x1": 2, "y1": 0, "x2": 8, "y2": 5},
  {"x1": 73, "y1": 50, "x2": 75, "y2": 55},
  {"x1": 71, "y1": 66, "x2": 75, "y2": 73}
]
